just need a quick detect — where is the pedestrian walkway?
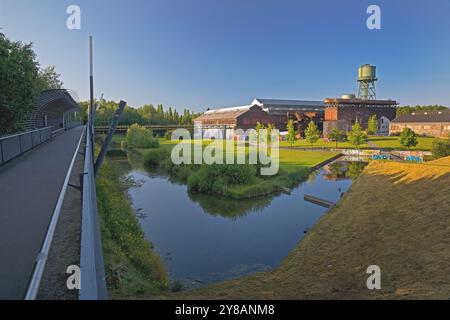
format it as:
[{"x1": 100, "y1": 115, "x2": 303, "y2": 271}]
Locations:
[{"x1": 0, "y1": 126, "x2": 84, "y2": 300}]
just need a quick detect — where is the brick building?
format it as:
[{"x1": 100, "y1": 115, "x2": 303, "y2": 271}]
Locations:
[
  {"x1": 195, "y1": 99, "x2": 325, "y2": 139},
  {"x1": 194, "y1": 105, "x2": 277, "y2": 139},
  {"x1": 323, "y1": 97, "x2": 398, "y2": 137},
  {"x1": 390, "y1": 110, "x2": 450, "y2": 138}
]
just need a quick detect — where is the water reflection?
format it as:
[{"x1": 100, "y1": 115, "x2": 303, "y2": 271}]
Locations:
[
  {"x1": 110, "y1": 154, "x2": 363, "y2": 288},
  {"x1": 188, "y1": 193, "x2": 273, "y2": 219},
  {"x1": 323, "y1": 161, "x2": 368, "y2": 181}
]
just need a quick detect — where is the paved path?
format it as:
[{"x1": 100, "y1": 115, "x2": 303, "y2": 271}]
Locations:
[{"x1": 0, "y1": 126, "x2": 84, "y2": 300}]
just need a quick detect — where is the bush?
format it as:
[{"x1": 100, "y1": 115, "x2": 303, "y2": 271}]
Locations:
[
  {"x1": 432, "y1": 138, "x2": 450, "y2": 158},
  {"x1": 143, "y1": 149, "x2": 170, "y2": 167},
  {"x1": 164, "y1": 130, "x2": 173, "y2": 140},
  {"x1": 188, "y1": 164, "x2": 257, "y2": 195},
  {"x1": 126, "y1": 124, "x2": 160, "y2": 149}
]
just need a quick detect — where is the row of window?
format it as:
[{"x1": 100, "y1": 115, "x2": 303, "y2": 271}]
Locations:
[{"x1": 391, "y1": 124, "x2": 450, "y2": 131}]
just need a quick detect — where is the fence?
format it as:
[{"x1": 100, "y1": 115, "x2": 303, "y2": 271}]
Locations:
[
  {"x1": 79, "y1": 124, "x2": 108, "y2": 300},
  {"x1": 0, "y1": 127, "x2": 52, "y2": 166}
]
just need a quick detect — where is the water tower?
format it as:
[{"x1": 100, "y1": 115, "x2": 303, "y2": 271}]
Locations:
[{"x1": 357, "y1": 64, "x2": 377, "y2": 100}]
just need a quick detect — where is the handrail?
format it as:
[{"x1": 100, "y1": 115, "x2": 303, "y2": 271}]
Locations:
[
  {"x1": 0, "y1": 127, "x2": 52, "y2": 166},
  {"x1": 79, "y1": 124, "x2": 108, "y2": 300},
  {"x1": 24, "y1": 126, "x2": 86, "y2": 300},
  {"x1": 0, "y1": 126, "x2": 51, "y2": 141}
]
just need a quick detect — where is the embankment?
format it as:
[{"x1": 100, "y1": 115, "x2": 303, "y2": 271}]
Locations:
[
  {"x1": 171, "y1": 160, "x2": 450, "y2": 299},
  {"x1": 96, "y1": 159, "x2": 168, "y2": 298}
]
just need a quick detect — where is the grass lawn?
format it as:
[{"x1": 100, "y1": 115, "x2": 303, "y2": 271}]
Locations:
[
  {"x1": 168, "y1": 160, "x2": 450, "y2": 299},
  {"x1": 134, "y1": 139, "x2": 341, "y2": 199},
  {"x1": 280, "y1": 138, "x2": 366, "y2": 149},
  {"x1": 368, "y1": 136, "x2": 434, "y2": 151},
  {"x1": 155, "y1": 139, "x2": 339, "y2": 169},
  {"x1": 279, "y1": 136, "x2": 435, "y2": 151}
]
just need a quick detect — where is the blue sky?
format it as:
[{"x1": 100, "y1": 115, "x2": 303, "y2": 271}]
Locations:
[{"x1": 1, "y1": 0, "x2": 449, "y2": 111}]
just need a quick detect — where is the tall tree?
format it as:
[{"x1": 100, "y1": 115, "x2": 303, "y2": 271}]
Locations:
[
  {"x1": 348, "y1": 121, "x2": 368, "y2": 152},
  {"x1": 400, "y1": 128, "x2": 418, "y2": 150},
  {"x1": 304, "y1": 121, "x2": 321, "y2": 150},
  {"x1": 0, "y1": 32, "x2": 41, "y2": 134},
  {"x1": 328, "y1": 128, "x2": 345, "y2": 148},
  {"x1": 367, "y1": 114, "x2": 378, "y2": 135},
  {"x1": 255, "y1": 122, "x2": 265, "y2": 141},
  {"x1": 285, "y1": 120, "x2": 297, "y2": 147},
  {"x1": 36, "y1": 66, "x2": 63, "y2": 91}
]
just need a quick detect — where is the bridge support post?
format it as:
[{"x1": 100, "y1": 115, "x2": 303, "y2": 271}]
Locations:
[{"x1": 94, "y1": 100, "x2": 126, "y2": 176}]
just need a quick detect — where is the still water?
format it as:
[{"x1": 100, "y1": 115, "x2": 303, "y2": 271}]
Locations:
[{"x1": 117, "y1": 157, "x2": 361, "y2": 288}]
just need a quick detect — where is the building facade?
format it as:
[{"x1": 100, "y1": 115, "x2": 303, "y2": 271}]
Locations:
[
  {"x1": 252, "y1": 99, "x2": 325, "y2": 134},
  {"x1": 194, "y1": 105, "x2": 277, "y2": 139},
  {"x1": 390, "y1": 110, "x2": 450, "y2": 138},
  {"x1": 323, "y1": 97, "x2": 398, "y2": 137},
  {"x1": 195, "y1": 98, "x2": 325, "y2": 139}
]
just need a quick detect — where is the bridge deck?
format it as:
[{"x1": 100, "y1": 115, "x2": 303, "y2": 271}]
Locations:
[{"x1": 0, "y1": 126, "x2": 84, "y2": 300}]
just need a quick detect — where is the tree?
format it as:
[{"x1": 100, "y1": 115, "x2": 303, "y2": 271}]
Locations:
[
  {"x1": 36, "y1": 66, "x2": 63, "y2": 91},
  {"x1": 304, "y1": 121, "x2": 321, "y2": 150},
  {"x1": 367, "y1": 114, "x2": 378, "y2": 135},
  {"x1": 396, "y1": 105, "x2": 449, "y2": 117},
  {"x1": 328, "y1": 128, "x2": 345, "y2": 148},
  {"x1": 399, "y1": 127, "x2": 418, "y2": 150},
  {"x1": 348, "y1": 121, "x2": 368, "y2": 152},
  {"x1": 431, "y1": 138, "x2": 450, "y2": 158},
  {"x1": 266, "y1": 123, "x2": 275, "y2": 142},
  {"x1": 255, "y1": 122, "x2": 265, "y2": 141},
  {"x1": 0, "y1": 32, "x2": 41, "y2": 134},
  {"x1": 285, "y1": 120, "x2": 297, "y2": 147}
]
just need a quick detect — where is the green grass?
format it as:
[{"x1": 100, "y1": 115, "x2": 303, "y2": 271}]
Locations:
[
  {"x1": 133, "y1": 139, "x2": 340, "y2": 199},
  {"x1": 280, "y1": 138, "x2": 366, "y2": 149},
  {"x1": 279, "y1": 136, "x2": 435, "y2": 151},
  {"x1": 96, "y1": 158, "x2": 168, "y2": 298},
  {"x1": 368, "y1": 136, "x2": 434, "y2": 151}
]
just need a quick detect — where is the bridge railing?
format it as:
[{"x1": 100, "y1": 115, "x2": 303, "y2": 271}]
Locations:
[
  {"x1": 0, "y1": 127, "x2": 52, "y2": 166},
  {"x1": 79, "y1": 124, "x2": 108, "y2": 300}
]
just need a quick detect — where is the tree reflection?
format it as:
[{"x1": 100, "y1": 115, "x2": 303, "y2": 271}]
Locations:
[
  {"x1": 346, "y1": 161, "x2": 367, "y2": 179},
  {"x1": 188, "y1": 193, "x2": 273, "y2": 219},
  {"x1": 323, "y1": 161, "x2": 368, "y2": 180}
]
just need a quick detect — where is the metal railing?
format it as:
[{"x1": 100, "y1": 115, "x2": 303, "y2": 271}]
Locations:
[
  {"x1": 25, "y1": 126, "x2": 86, "y2": 300},
  {"x1": 0, "y1": 127, "x2": 52, "y2": 166},
  {"x1": 65, "y1": 121, "x2": 83, "y2": 131},
  {"x1": 79, "y1": 124, "x2": 108, "y2": 300}
]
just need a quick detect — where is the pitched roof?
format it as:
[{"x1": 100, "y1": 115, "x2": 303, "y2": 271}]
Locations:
[
  {"x1": 392, "y1": 110, "x2": 450, "y2": 123},
  {"x1": 195, "y1": 105, "x2": 253, "y2": 122},
  {"x1": 253, "y1": 99, "x2": 325, "y2": 108}
]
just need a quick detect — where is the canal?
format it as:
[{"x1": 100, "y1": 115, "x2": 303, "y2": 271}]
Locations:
[{"x1": 115, "y1": 156, "x2": 364, "y2": 289}]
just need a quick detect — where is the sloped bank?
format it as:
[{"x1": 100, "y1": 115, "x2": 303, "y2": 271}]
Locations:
[
  {"x1": 96, "y1": 158, "x2": 168, "y2": 298},
  {"x1": 168, "y1": 160, "x2": 450, "y2": 299}
]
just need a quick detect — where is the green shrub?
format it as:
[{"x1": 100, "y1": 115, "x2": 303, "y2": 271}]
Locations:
[
  {"x1": 164, "y1": 130, "x2": 173, "y2": 140},
  {"x1": 432, "y1": 138, "x2": 450, "y2": 158},
  {"x1": 126, "y1": 124, "x2": 160, "y2": 149},
  {"x1": 188, "y1": 164, "x2": 257, "y2": 195},
  {"x1": 143, "y1": 149, "x2": 170, "y2": 167}
]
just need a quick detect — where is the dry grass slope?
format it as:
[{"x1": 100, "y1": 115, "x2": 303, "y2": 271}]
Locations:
[
  {"x1": 429, "y1": 156, "x2": 450, "y2": 167},
  {"x1": 171, "y1": 161, "x2": 450, "y2": 300}
]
